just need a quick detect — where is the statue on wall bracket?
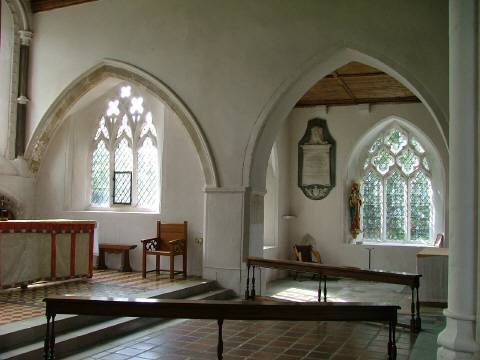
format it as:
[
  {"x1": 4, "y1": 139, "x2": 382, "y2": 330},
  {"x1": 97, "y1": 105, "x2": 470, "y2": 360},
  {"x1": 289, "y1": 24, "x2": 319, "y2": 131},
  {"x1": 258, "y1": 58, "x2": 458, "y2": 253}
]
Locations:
[{"x1": 298, "y1": 118, "x2": 336, "y2": 200}]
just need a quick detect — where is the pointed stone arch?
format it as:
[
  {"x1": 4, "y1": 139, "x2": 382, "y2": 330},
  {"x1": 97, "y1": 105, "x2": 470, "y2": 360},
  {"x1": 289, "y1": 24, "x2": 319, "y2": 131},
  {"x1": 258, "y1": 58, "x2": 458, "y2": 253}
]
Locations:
[
  {"x1": 25, "y1": 59, "x2": 219, "y2": 187},
  {"x1": 243, "y1": 45, "x2": 448, "y2": 193},
  {"x1": 241, "y1": 45, "x2": 448, "y2": 262}
]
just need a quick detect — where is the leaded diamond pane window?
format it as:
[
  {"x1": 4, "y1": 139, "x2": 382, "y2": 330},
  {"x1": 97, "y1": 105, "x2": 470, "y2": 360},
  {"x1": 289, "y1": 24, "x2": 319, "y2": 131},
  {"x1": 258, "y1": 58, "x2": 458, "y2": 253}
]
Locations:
[
  {"x1": 90, "y1": 84, "x2": 160, "y2": 210},
  {"x1": 372, "y1": 147, "x2": 394, "y2": 175},
  {"x1": 410, "y1": 171, "x2": 432, "y2": 242},
  {"x1": 137, "y1": 138, "x2": 159, "y2": 208},
  {"x1": 384, "y1": 128, "x2": 407, "y2": 154},
  {"x1": 114, "y1": 139, "x2": 133, "y2": 172},
  {"x1": 385, "y1": 171, "x2": 406, "y2": 241},
  {"x1": 361, "y1": 171, "x2": 383, "y2": 240},
  {"x1": 360, "y1": 126, "x2": 434, "y2": 244},
  {"x1": 91, "y1": 141, "x2": 110, "y2": 207}
]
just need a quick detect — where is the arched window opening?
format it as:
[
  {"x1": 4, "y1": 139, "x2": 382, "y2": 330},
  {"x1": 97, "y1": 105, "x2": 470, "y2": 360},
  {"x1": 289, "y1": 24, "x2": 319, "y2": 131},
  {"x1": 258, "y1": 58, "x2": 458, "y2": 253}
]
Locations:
[
  {"x1": 90, "y1": 84, "x2": 159, "y2": 210},
  {"x1": 360, "y1": 126, "x2": 433, "y2": 245}
]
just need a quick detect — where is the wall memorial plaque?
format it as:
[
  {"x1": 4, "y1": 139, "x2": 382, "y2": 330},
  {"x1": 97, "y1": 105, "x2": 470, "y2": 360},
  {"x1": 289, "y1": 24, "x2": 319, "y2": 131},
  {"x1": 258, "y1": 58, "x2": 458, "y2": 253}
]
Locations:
[{"x1": 298, "y1": 118, "x2": 336, "y2": 200}]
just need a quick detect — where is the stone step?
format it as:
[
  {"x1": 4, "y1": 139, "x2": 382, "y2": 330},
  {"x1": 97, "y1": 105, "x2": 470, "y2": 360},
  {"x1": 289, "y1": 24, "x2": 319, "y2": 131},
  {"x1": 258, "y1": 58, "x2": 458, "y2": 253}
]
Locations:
[
  {"x1": 188, "y1": 288, "x2": 236, "y2": 301},
  {"x1": 0, "y1": 280, "x2": 229, "y2": 359}
]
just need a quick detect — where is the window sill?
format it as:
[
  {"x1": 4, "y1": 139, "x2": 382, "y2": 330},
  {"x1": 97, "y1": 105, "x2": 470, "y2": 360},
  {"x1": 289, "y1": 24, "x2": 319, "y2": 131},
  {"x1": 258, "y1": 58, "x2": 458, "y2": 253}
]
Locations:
[
  {"x1": 354, "y1": 241, "x2": 435, "y2": 248},
  {"x1": 67, "y1": 210, "x2": 161, "y2": 215}
]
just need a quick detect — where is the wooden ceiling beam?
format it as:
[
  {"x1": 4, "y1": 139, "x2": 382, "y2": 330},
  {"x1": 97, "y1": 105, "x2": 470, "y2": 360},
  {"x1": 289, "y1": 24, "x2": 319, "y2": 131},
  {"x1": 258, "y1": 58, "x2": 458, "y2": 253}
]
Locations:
[
  {"x1": 31, "y1": 0, "x2": 98, "y2": 13},
  {"x1": 323, "y1": 71, "x2": 386, "y2": 79},
  {"x1": 332, "y1": 71, "x2": 357, "y2": 104},
  {"x1": 296, "y1": 96, "x2": 420, "y2": 108}
]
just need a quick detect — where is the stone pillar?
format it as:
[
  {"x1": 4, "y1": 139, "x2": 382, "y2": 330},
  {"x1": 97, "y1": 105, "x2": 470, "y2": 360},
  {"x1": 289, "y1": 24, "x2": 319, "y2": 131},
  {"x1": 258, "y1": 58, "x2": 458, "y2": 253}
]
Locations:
[
  {"x1": 437, "y1": 1, "x2": 479, "y2": 359},
  {"x1": 203, "y1": 187, "x2": 247, "y2": 294},
  {"x1": 203, "y1": 187, "x2": 265, "y2": 295},
  {"x1": 15, "y1": 30, "x2": 32, "y2": 157}
]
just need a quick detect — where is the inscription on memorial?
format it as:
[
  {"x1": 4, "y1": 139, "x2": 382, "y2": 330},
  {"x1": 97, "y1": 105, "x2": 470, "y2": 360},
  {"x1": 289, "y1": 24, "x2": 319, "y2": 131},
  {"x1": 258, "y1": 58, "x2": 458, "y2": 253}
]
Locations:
[{"x1": 298, "y1": 119, "x2": 336, "y2": 200}]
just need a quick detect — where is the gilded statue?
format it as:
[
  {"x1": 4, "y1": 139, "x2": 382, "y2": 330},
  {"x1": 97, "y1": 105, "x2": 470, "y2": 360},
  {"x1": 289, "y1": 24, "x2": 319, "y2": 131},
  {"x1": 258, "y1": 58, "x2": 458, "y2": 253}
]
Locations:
[{"x1": 349, "y1": 181, "x2": 362, "y2": 239}]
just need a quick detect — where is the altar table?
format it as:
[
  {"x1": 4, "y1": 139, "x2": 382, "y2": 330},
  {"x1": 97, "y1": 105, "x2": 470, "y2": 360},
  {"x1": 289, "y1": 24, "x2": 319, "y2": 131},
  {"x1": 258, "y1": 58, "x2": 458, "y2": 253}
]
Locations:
[
  {"x1": 416, "y1": 247, "x2": 448, "y2": 304},
  {"x1": 0, "y1": 220, "x2": 96, "y2": 289}
]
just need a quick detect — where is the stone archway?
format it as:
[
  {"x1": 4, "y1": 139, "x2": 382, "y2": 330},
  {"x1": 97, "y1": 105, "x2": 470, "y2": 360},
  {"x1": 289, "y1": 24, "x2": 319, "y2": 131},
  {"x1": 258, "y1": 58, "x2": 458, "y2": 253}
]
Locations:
[
  {"x1": 243, "y1": 46, "x2": 448, "y2": 194},
  {"x1": 240, "y1": 45, "x2": 449, "y2": 272},
  {"x1": 25, "y1": 59, "x2": 219, "y2": 187}
]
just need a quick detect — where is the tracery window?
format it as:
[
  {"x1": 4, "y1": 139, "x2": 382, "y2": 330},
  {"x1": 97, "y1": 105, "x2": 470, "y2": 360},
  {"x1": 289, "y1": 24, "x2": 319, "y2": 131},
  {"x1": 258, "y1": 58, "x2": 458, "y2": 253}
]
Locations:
[
  {"x1": 91, "y1": 85, "x2": 159, "y2": 210},
  {"x1": 360, "y1": 126, "x2": 433, "y2": 245}
]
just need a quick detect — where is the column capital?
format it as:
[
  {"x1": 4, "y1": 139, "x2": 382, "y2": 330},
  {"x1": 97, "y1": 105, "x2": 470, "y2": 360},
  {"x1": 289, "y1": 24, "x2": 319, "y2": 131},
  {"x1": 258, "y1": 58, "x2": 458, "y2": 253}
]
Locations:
[
  {"x1": 17, "y1": 95, "x2": 30, "y2": 105},
  {"x1": 18, "y1": 30, "x2": 33, "y2": 46}
]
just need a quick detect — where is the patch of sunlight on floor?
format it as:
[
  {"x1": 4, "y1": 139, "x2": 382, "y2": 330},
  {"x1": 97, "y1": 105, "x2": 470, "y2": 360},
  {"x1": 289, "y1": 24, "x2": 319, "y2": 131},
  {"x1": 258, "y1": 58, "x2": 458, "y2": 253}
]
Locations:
[{"x1": 271, "y1": 287, "x2": 348, "y2": 302}]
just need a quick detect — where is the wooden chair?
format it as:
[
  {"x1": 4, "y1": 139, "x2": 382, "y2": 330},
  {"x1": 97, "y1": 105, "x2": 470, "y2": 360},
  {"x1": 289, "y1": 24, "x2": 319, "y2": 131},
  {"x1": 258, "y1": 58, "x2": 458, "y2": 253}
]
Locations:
[
  {"x1": 142, "y1": 221, "x2": 187, "y2": 280},
  {"x1": 293, "y1": 244, "x2": 321, "y2": 280},
  {"x1": 293, "y1": 244, "x2": 322, "y2": 264}
]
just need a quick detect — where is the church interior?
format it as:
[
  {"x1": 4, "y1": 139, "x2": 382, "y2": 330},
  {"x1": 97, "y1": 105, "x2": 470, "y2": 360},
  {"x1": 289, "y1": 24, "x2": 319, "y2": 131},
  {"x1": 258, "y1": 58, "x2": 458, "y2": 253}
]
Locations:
[{"x1": 0, "y1": 0, "x2": 478, "y2": 359}]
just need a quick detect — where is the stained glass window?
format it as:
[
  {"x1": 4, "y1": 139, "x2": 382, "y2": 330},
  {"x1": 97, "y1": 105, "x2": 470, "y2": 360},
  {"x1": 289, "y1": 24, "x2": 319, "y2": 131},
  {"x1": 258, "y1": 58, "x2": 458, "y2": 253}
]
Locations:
[
  {"x1": 91, "y1": 84, "x2": 160, "y2": 209},
  {"x1": 360, "y1": 126, "x2": 433, "y2": 244}
]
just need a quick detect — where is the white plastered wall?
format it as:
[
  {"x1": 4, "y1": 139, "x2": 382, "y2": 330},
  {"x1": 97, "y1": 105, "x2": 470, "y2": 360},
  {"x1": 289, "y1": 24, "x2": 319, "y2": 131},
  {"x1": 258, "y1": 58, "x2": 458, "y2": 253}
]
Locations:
[
  {"x1": 34, "y1": 83, "x2": 205, "y2": 275},
  {"x1": 285, "y1": 103, "x2": 447, "y2": 273},
  {"x1": 263, "y1": 124, "x2": 290, "y2": 283},
  {"x1": 25, "y1": 0, "x2": 450, "y2": 292},
  {"x1": 27, "y1": 0, "x2": 448, "y2": 189}
]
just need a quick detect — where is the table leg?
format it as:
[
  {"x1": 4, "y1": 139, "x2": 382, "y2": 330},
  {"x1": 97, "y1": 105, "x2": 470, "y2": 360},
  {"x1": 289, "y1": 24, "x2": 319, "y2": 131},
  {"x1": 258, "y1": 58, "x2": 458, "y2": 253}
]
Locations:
[
  {"x1": 410, "y1": 286, "x2": 415, "y2": 331},
  {"x1": 388, "y1": 320, "x2": 392, "y2": 360},
  {"x1": 49, "y1": 314, "x2": 56, "y2": 360},
  {"x1": 44, "y1": 313, "x2": 51, "y2": 360},
  {"x1": 122, "y1": 251, "x2": 133, "y2": 272},
  {"x1": 217, "y1": 319, "x2": 224, "y2": 360},
  {"x1": 245, "y1": 265, "x2": 250, "y2": 300},
  {"x1": 97, "y1": 248, "x2": 107, "y2": 270},
  {"x1": 323, "y1": 276, "x2": 327, "y2": 302},
  {"x1": 317, "y1": 276, "x2": 322, "y2": 302},
  {"x1": 392, "y1": 321, "x2": 397, "y2": 360},
  {"x1": 251, "y1": 266, "x2": 256, "y2": 299},
  {"x1": 415, "y1": 286, "x2": 421, "y2": 331}
]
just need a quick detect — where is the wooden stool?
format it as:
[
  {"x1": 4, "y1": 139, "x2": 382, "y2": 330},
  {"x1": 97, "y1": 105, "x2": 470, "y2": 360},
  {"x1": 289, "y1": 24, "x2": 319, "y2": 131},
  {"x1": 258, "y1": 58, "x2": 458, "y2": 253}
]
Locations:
[{"x1": 98, "y1": 244, "x2": 137, "y2": 272}]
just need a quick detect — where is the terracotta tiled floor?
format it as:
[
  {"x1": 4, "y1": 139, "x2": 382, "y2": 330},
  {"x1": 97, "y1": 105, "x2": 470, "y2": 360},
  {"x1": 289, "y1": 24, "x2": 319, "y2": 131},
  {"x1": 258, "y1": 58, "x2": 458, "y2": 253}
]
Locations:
[
  {"x1": 0, "y1": 270, "x2": 197, "y2": 325},
  {"x1": 64, "y1": 278, "x2": 444, "y2": 360},
  {"x1": 72, "y1": 318, "x2": 433, "y2": 360}
]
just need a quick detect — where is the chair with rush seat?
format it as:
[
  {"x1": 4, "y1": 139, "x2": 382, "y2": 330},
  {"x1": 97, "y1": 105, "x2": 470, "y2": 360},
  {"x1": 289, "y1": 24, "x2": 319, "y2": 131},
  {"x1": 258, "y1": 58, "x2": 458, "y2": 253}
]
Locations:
[{"x1": 142, "y1": 221, "x2": 187, "y2": 280}]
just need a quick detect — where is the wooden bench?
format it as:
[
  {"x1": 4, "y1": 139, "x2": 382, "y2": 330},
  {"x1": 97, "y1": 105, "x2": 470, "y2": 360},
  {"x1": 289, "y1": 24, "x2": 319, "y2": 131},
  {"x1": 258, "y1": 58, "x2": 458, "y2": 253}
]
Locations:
[
  {"x1": 97, "y1": 244, "x2": 137, "y2": 272},
  {"x1": 247, "y1": 256, "x2": 422, "y2": 332},
  {"x1": 44, "y1": 296, "x2": 400, "y2": 360}
]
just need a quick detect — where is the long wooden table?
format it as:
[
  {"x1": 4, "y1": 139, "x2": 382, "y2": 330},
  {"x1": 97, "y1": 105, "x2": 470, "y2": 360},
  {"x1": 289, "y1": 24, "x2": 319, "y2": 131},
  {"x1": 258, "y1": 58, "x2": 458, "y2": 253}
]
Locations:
[
  {"x1": 0, "y1": 220, "x2": 96, "y2": 289},
  {"x1": 246, "y1": 256, "x2": 422, "y2": 332},
  {"x1": 44, "y1": 296, "x2": 400, "y2": 360}
]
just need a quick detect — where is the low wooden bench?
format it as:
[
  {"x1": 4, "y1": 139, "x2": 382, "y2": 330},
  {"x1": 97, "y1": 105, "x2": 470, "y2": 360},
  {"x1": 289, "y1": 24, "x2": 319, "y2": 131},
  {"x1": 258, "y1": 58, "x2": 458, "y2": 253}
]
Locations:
[
  {"x1": 247, "y1": 256, "x2": 422, "y2": 332},
  {"x1": 97, "y1": 244, "x2": 137, "y2": 272},
  {"x1": 43, "y1": 296, "x2": 400, "y2": 360}
]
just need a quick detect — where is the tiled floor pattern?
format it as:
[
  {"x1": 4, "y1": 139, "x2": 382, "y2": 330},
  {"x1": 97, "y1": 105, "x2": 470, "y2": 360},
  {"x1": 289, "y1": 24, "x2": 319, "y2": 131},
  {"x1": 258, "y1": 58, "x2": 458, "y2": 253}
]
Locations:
[
  {"x1": 69, "y1": 318, "x2": 441, "y2": 360},
  {"x1": 0, "y1": 270, "x2": 196, "y2": 325},
  {"x1": 66, "y1": 279, "x2": 445, "y2": 360}
]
